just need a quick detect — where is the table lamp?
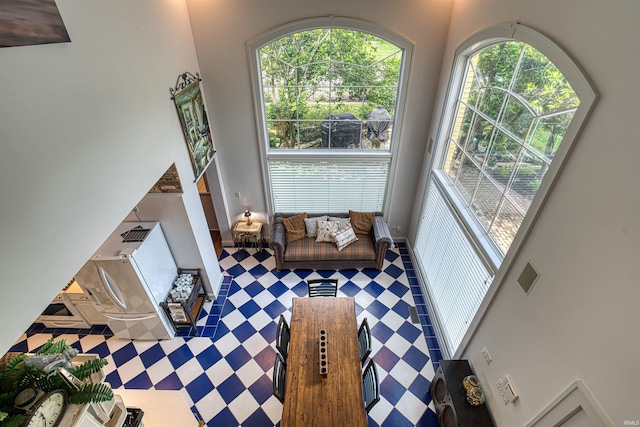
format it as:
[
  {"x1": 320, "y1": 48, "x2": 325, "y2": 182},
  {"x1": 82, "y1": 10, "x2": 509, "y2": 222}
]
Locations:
[{"x1": 244, "y1": 210, "x2": 252, "y2": 225}]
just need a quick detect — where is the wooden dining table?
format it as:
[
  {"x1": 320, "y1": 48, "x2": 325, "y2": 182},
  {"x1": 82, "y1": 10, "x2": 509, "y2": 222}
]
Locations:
[{"x1": 281, "y1": 297, "x2": 368, "y2": 427}]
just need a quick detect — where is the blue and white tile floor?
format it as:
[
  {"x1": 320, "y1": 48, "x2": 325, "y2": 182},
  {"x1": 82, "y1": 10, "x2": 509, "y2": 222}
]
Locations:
[{"x1": 9, "y1": 242, "x2": 442, "y2": 426}]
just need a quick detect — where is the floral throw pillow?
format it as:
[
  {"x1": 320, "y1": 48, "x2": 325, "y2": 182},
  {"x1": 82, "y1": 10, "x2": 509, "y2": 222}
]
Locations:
[
  {"x1": 316, "y1": 220, "x2": 340, "y2": 243},
  {"x1": 304, "y1": 215, "x2": 328, "y2": 238},
  {"x1": 328, "y1": 216, "x2": 351, "y2": 230},
  {"x1": 332, "y1": 224, "x2": 359, "y2": 251}
]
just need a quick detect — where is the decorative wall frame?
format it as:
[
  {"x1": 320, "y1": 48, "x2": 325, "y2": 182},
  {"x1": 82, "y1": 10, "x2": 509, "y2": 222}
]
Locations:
[
  {"x1": 170, "y1": 72, "x2": 215, "y2": 181},
  {"x1": 0, "y1": 0, "x2": 70, "y2": 48}
]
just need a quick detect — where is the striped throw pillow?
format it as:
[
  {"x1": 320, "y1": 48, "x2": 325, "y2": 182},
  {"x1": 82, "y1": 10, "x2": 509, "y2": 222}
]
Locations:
[{"x1": 332, "y1": 224, "x2": 359, "y2": 251}]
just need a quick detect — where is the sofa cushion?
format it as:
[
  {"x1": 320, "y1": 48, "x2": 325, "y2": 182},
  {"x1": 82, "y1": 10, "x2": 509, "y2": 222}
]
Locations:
[
  {"x1": 328, "y1": 216, "x2": 351, "y2": 230},
  {"x1": 282, "y1": 212, "x2": 307, "y2": 243},
  {"x1": 316, "y1": 220, "x2": 340, "y2": 242},
  {"x1": 332, "y1": 224, "x2": 358, "y2": 251},
  {"x1": 285, "y1": 236, "x2": 376, "y2": 262},
  {"x1": 349, "y1": 210, "x2": 375, "y2": 234},
  {"x1": 304, "y1": 215, "x2": 328, "y2": 238}
]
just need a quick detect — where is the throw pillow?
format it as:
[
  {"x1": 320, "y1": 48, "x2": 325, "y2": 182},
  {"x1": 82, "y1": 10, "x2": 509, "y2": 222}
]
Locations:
[
  {"x1": 316, "y1": 220, "x2": 340, "y2": 243},
  {"x1": 328, "y1": 216, "x2": 351, "y2": 230},
  {"x1": 304, "y1": 215, "x2": 328, "y2": 238},
  {"x1": 349, "y1": 210, "x2": 375, "y2": 234},
  {"x1": 282, "y1": 213, "x2": 307, "y2": 244},
  {"x1": 332, "y1": 224, "x2": 359, "y2": 251}
]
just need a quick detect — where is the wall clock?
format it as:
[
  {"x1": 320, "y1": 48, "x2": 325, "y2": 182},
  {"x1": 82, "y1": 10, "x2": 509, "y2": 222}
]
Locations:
[{"x1": 20, "y1": 389, "x2": 68, "y2": 427}]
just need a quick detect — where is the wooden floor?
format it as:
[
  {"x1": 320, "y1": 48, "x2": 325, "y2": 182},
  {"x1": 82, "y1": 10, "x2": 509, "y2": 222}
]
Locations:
[{"x1": 210, "y1": 230, "x2": 223, "y2": 258}]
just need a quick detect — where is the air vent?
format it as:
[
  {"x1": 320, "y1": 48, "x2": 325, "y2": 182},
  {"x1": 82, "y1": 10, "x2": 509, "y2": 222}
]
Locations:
[
  {"x1": 408, "y1": 306, "x2": 420, "y2": 324},
  {"x1": 518, "y1": 261, "x2": 540, "y2": 294},
  {"x1": 121, "y1": 226, "x2": 150, "y2": 243}
]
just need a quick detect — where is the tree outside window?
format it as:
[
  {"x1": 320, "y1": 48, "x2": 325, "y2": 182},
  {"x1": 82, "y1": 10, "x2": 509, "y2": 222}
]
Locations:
[
  {"x1": 442, "y1": 41, "x2": 579, "y2": 254},
  {"x1": 260, "y1": 28, "x2": 401, "y2": 150}
]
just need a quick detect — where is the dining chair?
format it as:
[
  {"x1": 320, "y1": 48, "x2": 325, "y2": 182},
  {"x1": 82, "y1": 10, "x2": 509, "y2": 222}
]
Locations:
[
  {"x1": 307, "y1": 278, "x2": 338, "y2": 297},
  {"x1": 357, "y1": 318, "x2": 372, "y2": 365},
  {"x1": 272, "y1": 352, "x2": 286, "y2": 403},
  {"x1": 275, "y1": 314, "x2": 291, "y2": 359},
  {"x1": 362, "y1": 359, "x2": 380, "y2": 413}
]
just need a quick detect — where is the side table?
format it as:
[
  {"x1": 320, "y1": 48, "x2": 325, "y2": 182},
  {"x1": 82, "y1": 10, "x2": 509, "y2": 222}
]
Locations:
[
  {"x1": 430, "y1": 359, "x2": 495, "y2": 426},
  {"x1": 233, "y1": 220, "x2": 263, "y2": 251},
  {"x1": 160, "y1": 269, "x2": 207, "y2": 336}
]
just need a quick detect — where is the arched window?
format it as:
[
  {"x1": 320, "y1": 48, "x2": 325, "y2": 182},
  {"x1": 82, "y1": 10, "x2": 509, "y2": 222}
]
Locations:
[
  {"x1": 414, "y1": 24, "x2": 597, "y2": 356},
  {"x1": 248, "y1": 17, "x2": 413, "y2": 213}
]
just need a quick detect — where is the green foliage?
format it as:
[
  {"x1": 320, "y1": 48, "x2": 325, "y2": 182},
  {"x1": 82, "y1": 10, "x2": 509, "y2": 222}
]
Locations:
[
  {"x1": 456, "y1": 40, "x2": 578, "y2": 201},
  {"x1": 261, "y1": 27, "x2": 401, "y2": 148},
  {"x1": 68, "y1": 383, "x2": 114, "y2": 405},
  {"x1": 0, "y1": 414, "x2": 24, "y2": 427},
  {"x1": 0, "y1": 355, "x2": 25, "y2": 392},
  {"x1": 0, "y1": 339, "x2": 113, "y2": 426},
  {"x1": 36, "y1": 339, "x2": 70, "y2": 356},
  {"x1": 68, "y1": 358, "x2": 108, "y2": 381}
]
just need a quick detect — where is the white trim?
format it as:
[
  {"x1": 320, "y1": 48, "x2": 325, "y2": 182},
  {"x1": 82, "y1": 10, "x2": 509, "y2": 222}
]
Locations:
[
  {"x1": 414, "y1": 23, "x2": 598, "y2": 357},
  {"x1": 525, "y1": 380, "x2": 613, "y2": 427},
  {"x1": 406, "y1": 242, "x2": 452, "y2": 360},
  {"x1": 454, "y1": 23, "x2": 598, "y2": 357},
  {"x1": 247, "y1": 16, "x2": 414, "y2": 218}
]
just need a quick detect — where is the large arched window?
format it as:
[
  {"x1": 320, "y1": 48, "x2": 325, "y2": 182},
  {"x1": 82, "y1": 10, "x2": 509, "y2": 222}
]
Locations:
[
  {"x1": 249, "y1": 17, "x2": 413, "y2": 213},
  {"x1": 413, "y1": 24, "x2": 597, "y2": 356}
]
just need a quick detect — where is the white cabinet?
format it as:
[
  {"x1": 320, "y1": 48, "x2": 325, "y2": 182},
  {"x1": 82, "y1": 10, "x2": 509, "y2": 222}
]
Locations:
[
  {"x1": 65, "y1": 289, "x2": 107, "y2": 326},
  {"x1": 38, "y1": 281, "x2": 107, "y2": 328},
  {"x1": 37, "y1": 293, "x2": 91, "y2": 329}
]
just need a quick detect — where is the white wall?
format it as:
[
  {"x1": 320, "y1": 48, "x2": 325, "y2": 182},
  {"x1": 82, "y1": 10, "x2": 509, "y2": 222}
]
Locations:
[
  {"x1": 0, "y1": 0, "x2": 220, "y2": 354},
  {"x1": 185, "y1": 0, "x2": 454, "y2": 240},
  {"x1": 419, "y1": 0, "x2": 640, "y2": 424}
]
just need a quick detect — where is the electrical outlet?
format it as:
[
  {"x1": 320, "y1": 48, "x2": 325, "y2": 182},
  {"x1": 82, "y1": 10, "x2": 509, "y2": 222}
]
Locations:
[
  {"x1": 234, "y1": 192, "x2": 240, "y2": 198},
  {"x1": 481, "y1": 346, "x2": 492, "y2": 365},
  {"x1": 496, "y1": 375, "x2": 519, "y2": 404}
]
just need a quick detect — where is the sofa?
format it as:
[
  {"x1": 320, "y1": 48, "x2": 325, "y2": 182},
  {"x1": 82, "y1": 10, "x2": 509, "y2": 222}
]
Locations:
[{"x1": 269, "y1": 212, "x2": 393, "y2": 271}]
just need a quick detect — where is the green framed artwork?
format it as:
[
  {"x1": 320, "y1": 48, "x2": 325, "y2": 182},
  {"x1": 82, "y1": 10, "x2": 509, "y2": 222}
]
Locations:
[{"x1": 171, "y1": 72, "x2": 215, "y2": 181}]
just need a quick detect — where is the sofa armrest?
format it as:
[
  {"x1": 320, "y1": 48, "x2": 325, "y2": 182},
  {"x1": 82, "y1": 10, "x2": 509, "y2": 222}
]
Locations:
[
  {"x1": 372, "y1": 216, "x2": 393, "y2": 247},
  {"x1": 372, "y1": 216, "x2": 393, "y2": 269},
  {"x1": 269, "y1": 220, "x2": 286, "y2": 270}
]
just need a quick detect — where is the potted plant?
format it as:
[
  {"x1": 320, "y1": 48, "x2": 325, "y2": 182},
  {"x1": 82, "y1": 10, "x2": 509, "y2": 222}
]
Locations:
[{"x1": 0, "y1": 338, "x2": 114, "y2": 427}]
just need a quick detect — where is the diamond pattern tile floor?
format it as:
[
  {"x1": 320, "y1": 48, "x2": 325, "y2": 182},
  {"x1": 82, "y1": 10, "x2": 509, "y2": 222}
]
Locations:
[{"x1": 8, "y1": 243, "x2": 441, "y2": 426}]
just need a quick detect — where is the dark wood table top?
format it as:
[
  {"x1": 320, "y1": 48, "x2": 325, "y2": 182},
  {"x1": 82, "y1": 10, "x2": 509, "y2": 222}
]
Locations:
[{"x1": 281, "y1": 297, "x2": 368, "y2": 427}]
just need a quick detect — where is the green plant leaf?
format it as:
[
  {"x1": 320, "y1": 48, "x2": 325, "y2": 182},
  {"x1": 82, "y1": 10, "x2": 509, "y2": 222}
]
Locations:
[
  {"x1": 68, "y1": 383, "x2": 114, "y2": 405},
  {"x1": 68, "y1": 358, "x2": 108, "y2": 381},
  {"x1": 0, "y1": 413, "x2": 26, "y2": 427}
]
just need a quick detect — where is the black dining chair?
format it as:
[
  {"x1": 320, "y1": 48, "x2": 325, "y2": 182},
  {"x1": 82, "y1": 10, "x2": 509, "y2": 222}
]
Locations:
[
  {"x1": 272, "y1": 352, "x2": 286, "y2": 403},
  {"x1": 275, "y1": 314, "x2": 291, "y2": 360},
  {"x1": 357, "y1": 318, "x2": 372, "y2": 365},
  {"x1": 362, "y1": 359, "x2": 380, "y2": 413},
  {"x1": 307, "y1": 278, "x2": 338, "y2": 297}
]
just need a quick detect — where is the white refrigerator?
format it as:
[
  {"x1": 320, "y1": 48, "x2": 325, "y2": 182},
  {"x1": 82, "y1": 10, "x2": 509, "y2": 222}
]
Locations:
[{"x1": 75, "y1": 222, "x2": 177, "y2": 340}]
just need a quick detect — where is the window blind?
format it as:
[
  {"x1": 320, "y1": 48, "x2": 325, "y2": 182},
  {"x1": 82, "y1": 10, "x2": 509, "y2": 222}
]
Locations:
[
  {"x1": 414, "y1": 180, "x2": 494, "y2": 355},
  {"x1": 269, "y1": 160, "x2": 390, "y2": 213}
]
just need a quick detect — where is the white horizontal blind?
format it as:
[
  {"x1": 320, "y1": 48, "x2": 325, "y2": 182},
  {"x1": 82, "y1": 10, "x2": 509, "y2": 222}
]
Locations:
[
  {"x1": 269, "y1": 160, "x2": 390, "y2": 212},
  {"x1": 414, "y1": 181, "x2": 494, "y2": 355}
]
